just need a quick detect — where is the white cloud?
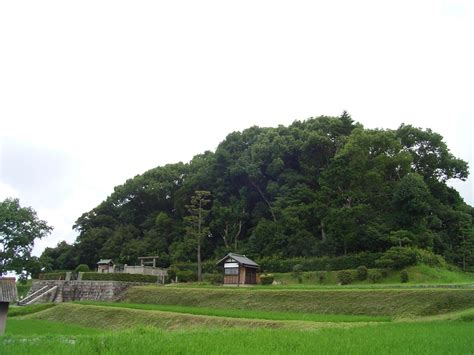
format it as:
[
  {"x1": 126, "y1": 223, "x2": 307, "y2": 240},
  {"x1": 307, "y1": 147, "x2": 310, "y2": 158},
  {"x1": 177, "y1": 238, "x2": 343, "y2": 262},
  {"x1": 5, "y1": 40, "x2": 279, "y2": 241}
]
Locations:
[{"x1": 0, "y1": 181, "x2": 19, "y2": 200}]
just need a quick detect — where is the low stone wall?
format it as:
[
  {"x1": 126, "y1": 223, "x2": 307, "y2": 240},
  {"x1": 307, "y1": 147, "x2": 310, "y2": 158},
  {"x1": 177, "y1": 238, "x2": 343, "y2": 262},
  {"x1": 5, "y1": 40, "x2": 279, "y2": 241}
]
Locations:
[{"x1": 23, "y1": 280, "x2": 142, "y2": 304}]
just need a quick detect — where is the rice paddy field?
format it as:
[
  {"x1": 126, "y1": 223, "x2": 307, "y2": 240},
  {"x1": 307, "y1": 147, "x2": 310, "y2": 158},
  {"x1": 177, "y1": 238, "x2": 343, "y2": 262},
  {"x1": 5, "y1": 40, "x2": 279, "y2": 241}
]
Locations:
[{"x1": 2, "y1": 283, "x2": 474, "y2": 354}]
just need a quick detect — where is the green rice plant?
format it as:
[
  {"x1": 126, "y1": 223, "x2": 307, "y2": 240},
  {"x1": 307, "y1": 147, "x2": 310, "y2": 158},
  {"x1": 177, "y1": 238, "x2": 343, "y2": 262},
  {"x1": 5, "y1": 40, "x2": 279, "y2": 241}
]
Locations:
[{"x1": 1, "y1": 321, "x2": 473, "y2": 354}]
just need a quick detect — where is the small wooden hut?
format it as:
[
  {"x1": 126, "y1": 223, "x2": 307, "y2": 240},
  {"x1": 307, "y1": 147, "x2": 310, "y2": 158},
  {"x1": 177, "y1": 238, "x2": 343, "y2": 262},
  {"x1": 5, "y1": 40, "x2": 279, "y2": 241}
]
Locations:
[
  {"x1": 216, "y1": 253, "x2": 259, "y2": 285},
  {"x1": 97, "y1": 259, "x2": 115, "y2": 273},
  {"x1": 0, "y1": 277, "x2": 18, "y2": 335}
]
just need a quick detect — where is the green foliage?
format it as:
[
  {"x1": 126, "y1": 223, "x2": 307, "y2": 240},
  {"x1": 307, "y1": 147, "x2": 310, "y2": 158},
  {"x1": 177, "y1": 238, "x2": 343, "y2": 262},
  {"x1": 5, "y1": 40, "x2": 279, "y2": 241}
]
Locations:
[
  {"x1": 40, "y1": 116, "x2": 472, "y2": 273},
  {"x1": 203, "y1": 273, "x2": 223, "y2": 285},
  {"x1": 357, "y1": 265, "x2": 368, "y2": 281},
  {"x1": 0, "y1": 198, "x2": 53, "y2": 276},
  {"x1": 337, "y1": 270, "x2": 353, "y2": 285},
  {"x1": 259, "y1": 253, "x2": 383, "y2": 273},
  {"x1": 81, "y1": 272, "x2": 158, "y2": 283},
  {"x1": 260, "y1": 274, "x2": 274, "y2": 285},
  {"x1": 40, "y1": 241, "x2": 77, "y2": 272},
  {"x1": 75, "y1": 264, "x2": 90, "y2": 273},
  {"x1": 292, "y1": 264, "x2": 304, "y2": 283},
  {"x1": 315, "y1": 272, "x2": 326, "y2": 284},
  {"x1": 176, "y1": 270, "x2": 198, "y2": 283},
  {"x1": 414, "y1": 248, "x2": 448, "y2": 268},
  {"x1": 400, "y1": 269, "x2": 409, "y2": 283},
  {"x1": 375, "y1": 247, "x2": 418, "y2": 269},
  {"x1": 368, "y1": 271, "x2": 383, "y2": 283},
  {"x1": 376, "y1": 247, "x2": 448, "y2": 270}
]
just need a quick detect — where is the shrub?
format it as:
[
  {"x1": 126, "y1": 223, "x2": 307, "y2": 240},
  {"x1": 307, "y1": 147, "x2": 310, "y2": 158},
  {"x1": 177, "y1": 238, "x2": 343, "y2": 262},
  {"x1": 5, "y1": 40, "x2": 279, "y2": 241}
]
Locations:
[
  {"x1": 260, "y1": 274, "x2": 274, "y2": 285},
  {"x1": 400, "y1": 269, "x2": 409, "y2": 283},
  {"x1": 257, "y1": 252, "x2": 383, "y2": 273},
  {"x1": 315, "y1": 272, "x2": 325, "y2": 284},
  {"x1": 376, "y1": 247, "x2": 448, "y2": 270},
  {"x1": 81, "y1": 272, "x2": 158, "y2": 283},
  {"x1": 176, "y1": 270, "x2": 198, "y2": 283},
  {"x1": 357, "y1": 265, "x2": 368, "y2": 281},
  {"x1": 414, "y1": 248, "x2": 448, "y2": 268},
  {"x1": 75, "y1": 264, "x2": 90, "y2": 273},
  {"x1": 375, "y1": 247, "x2": 418, "y2": 269},
  {"x1": 337, "y1": 270, "x2": 353, "y2": 285},
  {"x1": 166, "y1": 267, "x2": 177, "y2": 283},
  {"x1": 203, "y1": 273, "x2": 223, "y2": 285},
  {"x1": 368, "y1": 271, "x2": 382, "y2": 283},
  {"x1": 292, "y1": 264, "x2": 304, "y2": 283}
]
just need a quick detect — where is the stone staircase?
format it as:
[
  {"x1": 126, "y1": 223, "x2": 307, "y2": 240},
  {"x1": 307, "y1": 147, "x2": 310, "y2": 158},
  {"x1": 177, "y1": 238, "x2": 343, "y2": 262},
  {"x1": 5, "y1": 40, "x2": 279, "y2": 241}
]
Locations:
[{"x1": 18, "y1": 284, "x2": 58, "y2": 305}]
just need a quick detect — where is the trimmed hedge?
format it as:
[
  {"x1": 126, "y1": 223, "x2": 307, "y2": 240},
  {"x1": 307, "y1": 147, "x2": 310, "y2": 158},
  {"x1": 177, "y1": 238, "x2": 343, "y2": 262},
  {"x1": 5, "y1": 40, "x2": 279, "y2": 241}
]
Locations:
[
  {"x1": 375, "y1": 247, "x2": 447, "y2": 270},
  {"x1": 40, "y1": 272, "x2": 67, "y2": 280},
  {"x1": 258, "y1": 253, "x2": 383, "y2": 273},
  {"x1": 337, "y1": 270, "x2": 353, "y2": 285},
  {"x1": 171, "y1": 253, "x2": 384, "y2": 274},
  {"x1": 260, "y1": 274, "x2": 274, "y2": 285},
  {"x1": 81, "y1": 272, "x2": 158, "y2": 283},
  {"x1": 357, "y1": 266, "x2": 368, "y2": 281}
]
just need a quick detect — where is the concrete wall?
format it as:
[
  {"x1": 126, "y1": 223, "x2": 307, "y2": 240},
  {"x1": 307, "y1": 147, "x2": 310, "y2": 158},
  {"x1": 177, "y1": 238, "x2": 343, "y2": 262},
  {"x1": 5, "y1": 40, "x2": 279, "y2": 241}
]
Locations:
[
  {"x1": 124, "y1": 266, "x2": 167, "y2": 277},
  {"x1": 23, "y1": 280, "x2": 140, "y2": 304}
]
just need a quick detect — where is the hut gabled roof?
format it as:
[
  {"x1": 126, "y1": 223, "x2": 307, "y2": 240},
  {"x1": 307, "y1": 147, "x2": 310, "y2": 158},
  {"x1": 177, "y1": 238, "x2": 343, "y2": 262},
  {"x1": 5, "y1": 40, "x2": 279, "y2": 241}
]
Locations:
[
  {"x1": 216, "y1": 253, "x2": 259, "y2": 268},
  {"x1": 0, "y1": 277, "x2": 18, "y2": 303},
  {"x1": 97, "y1": 259, "x2": 114, "y2": 265}
]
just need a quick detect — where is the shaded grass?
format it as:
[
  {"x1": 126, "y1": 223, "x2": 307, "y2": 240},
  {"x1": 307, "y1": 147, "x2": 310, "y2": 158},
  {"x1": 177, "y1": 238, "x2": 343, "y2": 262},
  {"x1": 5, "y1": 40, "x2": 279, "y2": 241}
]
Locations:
[
  {"x1": 123, "y1": 286, "x2": 474, "y2": 317},
  {"x1": 16, "y1": 280, "x2": 32, "y2": 299},
  {"x1": 8, "y1": 304, "x2": 56, "y2": 318},
  {"x1": 76, "y1": 301, "x2": 390, "y2": 322},
  {"x1": 1, "y1": 322, "x2": 473, "y2": 354},
  {"x1": 4, "y1": 319, "x2": 98, "y2": 336}
]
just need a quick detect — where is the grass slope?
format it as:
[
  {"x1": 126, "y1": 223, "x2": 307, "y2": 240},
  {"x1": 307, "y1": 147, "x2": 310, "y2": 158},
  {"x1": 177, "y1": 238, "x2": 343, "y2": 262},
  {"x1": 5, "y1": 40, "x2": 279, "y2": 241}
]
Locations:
[
  {"x1": 2, "y1": 322, "x2": 473, "y2": 354},
  {"x1": 76, "y1": 301, "x2": 390, "y2": 322},
  {"x1": 272, "y1": 265, "x2": 474, "y2": 285},
  {"x1": 23, "y1": 303, "x2": 359, "y2": 330},
  {"x1": 8, "y1": 304, "x2": 56, "y2": 318},
  {"x1": 123, "y1": 286, "x2": 474, "y2": 317}
]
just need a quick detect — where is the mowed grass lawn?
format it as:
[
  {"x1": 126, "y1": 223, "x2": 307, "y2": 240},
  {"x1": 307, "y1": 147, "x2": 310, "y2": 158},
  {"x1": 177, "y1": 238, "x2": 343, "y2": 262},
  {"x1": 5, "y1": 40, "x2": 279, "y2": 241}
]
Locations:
[{"x1": 1, "y1": 321, "x2": 473, "y2": 354}]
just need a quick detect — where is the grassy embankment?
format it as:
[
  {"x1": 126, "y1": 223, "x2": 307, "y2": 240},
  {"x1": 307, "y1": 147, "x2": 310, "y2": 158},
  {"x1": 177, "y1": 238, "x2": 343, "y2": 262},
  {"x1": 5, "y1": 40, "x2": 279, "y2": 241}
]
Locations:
[
  {"x1": 270, "y1": 265, "x2": 474, "y2": 285},
  {"x1": 2, "y1": 285, "x2": 474, "y2": 354},
  {"x1": 3, "y1": 265, "x2": 472, "y2": 353},
  {"x1": 122, "y1": 286, "x2": 474, "y2": 317},
  {"x1": 76, "y1": 301, "x2": 390, "y2": 322}
]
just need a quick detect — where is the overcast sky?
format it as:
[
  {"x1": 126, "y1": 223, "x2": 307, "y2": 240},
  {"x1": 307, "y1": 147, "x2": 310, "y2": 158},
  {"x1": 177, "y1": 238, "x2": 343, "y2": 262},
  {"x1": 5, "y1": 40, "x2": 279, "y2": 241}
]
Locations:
[{"x1": 1, "y1": 0, "x2": 472, "y2": 257}]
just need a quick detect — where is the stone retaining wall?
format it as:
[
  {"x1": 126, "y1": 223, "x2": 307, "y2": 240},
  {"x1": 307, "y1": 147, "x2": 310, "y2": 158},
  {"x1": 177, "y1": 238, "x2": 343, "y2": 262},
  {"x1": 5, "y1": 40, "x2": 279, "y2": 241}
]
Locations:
[{"x1": 23, "y1": 280, "x2": 142, "y2": 304}]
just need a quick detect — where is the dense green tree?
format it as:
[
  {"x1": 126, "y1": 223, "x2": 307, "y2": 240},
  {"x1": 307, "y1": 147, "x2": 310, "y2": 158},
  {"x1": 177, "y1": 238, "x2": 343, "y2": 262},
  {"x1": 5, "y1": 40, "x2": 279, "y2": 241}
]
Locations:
[
  {"x1": 39, "y1": 241, "x2": 76, "y2": 271},
  {"x1": 0, "y1": 198, "x2": 52, "y2": 276},
  {"x1": 40, "y1": 115, "x2": 472, "y2": 271}
]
